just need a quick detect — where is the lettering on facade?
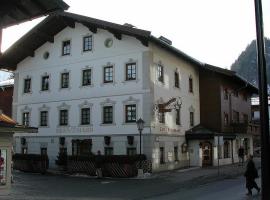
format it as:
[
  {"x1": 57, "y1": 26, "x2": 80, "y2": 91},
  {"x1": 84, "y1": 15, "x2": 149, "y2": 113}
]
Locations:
[
  {"x1": 159, "y1": 127, "x2": 180, "y2": 133},
  {"x1": 56, "y1": 126, "x2": 93, "y2": 133}
]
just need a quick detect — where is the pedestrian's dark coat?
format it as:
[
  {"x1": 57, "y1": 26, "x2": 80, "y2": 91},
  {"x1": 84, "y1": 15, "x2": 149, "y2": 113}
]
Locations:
[{"x1": 244, "y1": 159, "x2": 258, "y2": 189}]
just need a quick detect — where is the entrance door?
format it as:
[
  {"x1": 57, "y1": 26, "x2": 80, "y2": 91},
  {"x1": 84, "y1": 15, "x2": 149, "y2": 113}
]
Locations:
[{"x1": 202, "y1": 142, "x2": 212, "y2": 167}]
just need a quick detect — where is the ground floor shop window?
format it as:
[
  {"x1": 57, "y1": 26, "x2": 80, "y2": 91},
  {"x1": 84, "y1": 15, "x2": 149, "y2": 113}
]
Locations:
[
  {"x1": 104, "y1": 147, "x2": 113, "y2": 155},
  {"x1": 72, "y1": 139, "x2": 92, "y2": 156},
  {"x1": 0, "y1": 149, "x2": 7, "y2": 185},
  {"x1": 174, "y1": 146, "x2": 179, "y2": 161},
  {"x1": 244, "y1": 138, "x2": 249, "y2": 155},
  {"x1": 223, "y1": 141, "x2": 230, "y2": 158},
  {"x1": 127, "y1": 147, "x2": 136, "y2": 156},
  {"x1": 160, "y1": 147, "x2": 165, "y2": 164}
]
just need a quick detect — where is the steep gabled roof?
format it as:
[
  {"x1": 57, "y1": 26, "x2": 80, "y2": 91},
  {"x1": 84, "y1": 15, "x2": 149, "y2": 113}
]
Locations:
[
  {"x1": 0, "y1": 12, "x2": 201, "y2": 70},
  {"x1": 202, "y1": 64, "x2": 258, "y2": 94},
  {"x1": 0, "y1": 0, "x2": 69, "y2": 28}
]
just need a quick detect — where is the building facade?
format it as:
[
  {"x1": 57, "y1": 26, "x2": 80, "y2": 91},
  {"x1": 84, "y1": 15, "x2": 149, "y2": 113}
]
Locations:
[
  {"x1": 186, "y1": 64, "x2": 258, "y2": 167},
  {"x1": 0, "y1": 79, "x2": 14, "y2": 118},
  {"x1": 1, "y1": 13, "x2": 200, "y2": 171}
]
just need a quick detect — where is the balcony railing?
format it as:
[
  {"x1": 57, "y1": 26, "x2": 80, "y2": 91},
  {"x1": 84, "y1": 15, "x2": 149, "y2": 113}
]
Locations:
[{"x1": 223, "y1": 120, "x2": 260, "y2": 134}]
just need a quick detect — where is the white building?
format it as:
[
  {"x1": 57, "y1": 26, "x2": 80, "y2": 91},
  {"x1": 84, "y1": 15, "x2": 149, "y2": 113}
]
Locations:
[{"x1": 0, "y1": 12, "x2": 201, "y2": 171}]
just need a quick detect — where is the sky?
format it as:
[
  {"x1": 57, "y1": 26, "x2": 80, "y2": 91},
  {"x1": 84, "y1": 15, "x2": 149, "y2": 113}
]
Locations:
[{"x1": 0, "y1": 0, "x2": 270, "y2": 81}]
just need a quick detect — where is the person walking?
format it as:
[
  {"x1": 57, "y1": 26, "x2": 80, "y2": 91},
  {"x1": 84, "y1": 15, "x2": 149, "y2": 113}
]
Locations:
[
  {"x1": 244, "y1": 155, "x2": 260, "y2": 196},
  {"x1": 238, "y1": 146, "x2": 244, "y2": 166},
  {"x1": 95, "y1": 150, "x2": 103, "y2": 178}
]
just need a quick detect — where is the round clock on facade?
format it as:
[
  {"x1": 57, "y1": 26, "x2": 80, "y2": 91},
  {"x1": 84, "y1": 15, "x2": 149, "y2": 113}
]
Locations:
[
  {"x1": 104, "y1": 38, "x2": 113, "y2": 48},
  {"x1": 43, "y1": 51, "x2": 50, "y2": 59}
]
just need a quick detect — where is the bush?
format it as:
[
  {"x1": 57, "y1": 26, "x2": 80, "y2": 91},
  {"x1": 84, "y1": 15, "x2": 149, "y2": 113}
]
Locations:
[{"x1": 55, "y1": 152, "x2": 67, "y2": 166}]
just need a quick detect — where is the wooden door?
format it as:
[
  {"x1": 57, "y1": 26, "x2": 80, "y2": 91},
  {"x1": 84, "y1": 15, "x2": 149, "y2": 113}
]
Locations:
[{"x1": 202, "y1": 142, "x2": 212, "y2": 167}]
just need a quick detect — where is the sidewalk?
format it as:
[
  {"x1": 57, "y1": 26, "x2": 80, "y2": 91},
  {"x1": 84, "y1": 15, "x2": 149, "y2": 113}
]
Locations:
[
  {"x1": 47, "y1": 157, "x2": 261, "y2": 184},
  {"x1": 153, "y1": 157, "x2": 261, "y2": 185}
]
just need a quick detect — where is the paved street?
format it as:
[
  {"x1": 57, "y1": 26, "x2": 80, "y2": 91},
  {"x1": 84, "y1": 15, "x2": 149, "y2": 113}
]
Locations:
[{"x1": 0, "y1": 160, "x2": 261, "y2": 200}]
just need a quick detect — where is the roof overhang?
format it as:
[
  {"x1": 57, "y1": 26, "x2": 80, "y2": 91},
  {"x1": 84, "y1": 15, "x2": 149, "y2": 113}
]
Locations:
[
  {"x1": 0, "y1": 0, "x2": 69, "y2": 28},
  {"x1": 185, "y1": 125, "x2": 237, "y2": 140},
  {"x1": 0, "y1": 12, "x2": 203, "y2": 71},
  {"x1": 202, "y1": 64, "x2": 259, "y2": 94},
  {"x1": 0, "y1": 126, "x2": 38, "y2": 133}
]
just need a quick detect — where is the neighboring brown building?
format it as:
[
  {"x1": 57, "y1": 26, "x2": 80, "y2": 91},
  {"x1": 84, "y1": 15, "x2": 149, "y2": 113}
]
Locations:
[
  {"x1": 186, "y1": 64, "x2": 258, "y2": 167},
  {"x1": 0, "y1": 79, "x2": 13, "y2": 118}
]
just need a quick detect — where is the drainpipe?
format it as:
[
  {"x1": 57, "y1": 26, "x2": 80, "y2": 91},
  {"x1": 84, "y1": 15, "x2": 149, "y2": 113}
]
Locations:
[
  {"x1": 231, "y1": 139, "x2": 234, "y2": 164},
  {"x1": 0, "y1": 28, "x2": 2, "y2": 54}
]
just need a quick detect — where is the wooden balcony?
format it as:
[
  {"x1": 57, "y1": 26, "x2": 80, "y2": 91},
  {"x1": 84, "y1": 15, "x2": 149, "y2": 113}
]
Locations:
[{"x1": 223, "y1": 121, "x2": 260, "y2": 135}]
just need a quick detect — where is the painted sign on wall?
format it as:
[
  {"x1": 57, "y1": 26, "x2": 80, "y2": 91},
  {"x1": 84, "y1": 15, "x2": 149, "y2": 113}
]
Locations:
[{"x1": 0, "y1": 149, "x2": 7, "y2": 186}]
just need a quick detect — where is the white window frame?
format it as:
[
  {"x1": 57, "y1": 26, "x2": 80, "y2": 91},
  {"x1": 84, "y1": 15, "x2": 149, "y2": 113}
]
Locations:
[
  {"x1": 79, "y1": 101, "x2": 93, "y2": 126},
  {"x1": 100, "y1": 98, "x2": 116, "y2": 126},
  {"x1": 39, "y1": 104, "x2": 50, "y2": 127},
  {"x1": 57, "y1": 102, "x2": 71, "y2": 127},
  {"x1": 81, "y1": 66, "x2": 93, "y2": 87},
  {"x1": 122, "y1": 96, "x2": 139, "y2": 124}
]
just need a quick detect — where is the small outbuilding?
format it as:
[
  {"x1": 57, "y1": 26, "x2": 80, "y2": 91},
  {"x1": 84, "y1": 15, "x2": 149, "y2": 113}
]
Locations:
[{"x1": 0, "y1": 110, "x2": 37, "y2": 193}]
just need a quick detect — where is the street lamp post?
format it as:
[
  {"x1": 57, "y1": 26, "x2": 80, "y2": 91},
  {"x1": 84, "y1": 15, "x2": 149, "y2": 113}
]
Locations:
[{"x1": 136, "y1": 118, "x2": 145, "y2": 174}]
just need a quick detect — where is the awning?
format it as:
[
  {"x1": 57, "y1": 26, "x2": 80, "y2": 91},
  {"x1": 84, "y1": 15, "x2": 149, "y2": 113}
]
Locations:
[{"x1": 185, "y1": 124, "x2": 237, "y2": 140}]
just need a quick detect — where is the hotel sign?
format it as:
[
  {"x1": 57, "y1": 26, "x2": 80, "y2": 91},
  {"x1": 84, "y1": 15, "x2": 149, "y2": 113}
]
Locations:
[{"x1": 56, "y1": 126, "x2": 93, "y2": 133}]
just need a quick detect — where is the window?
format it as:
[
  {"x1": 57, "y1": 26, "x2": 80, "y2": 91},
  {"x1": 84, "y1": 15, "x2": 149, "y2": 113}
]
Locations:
[
  {"x1": 174, "y1": 146, "x2": 179, "y2": 161},
  {"x1": 82, "y1": 69, "x2": 91, "y2": 86},
  {"x1": 224, "y1": 113, "x2": 229, "y2": 126},
  {"x1": 176, "y1": 109, "x2": 181, "y2": 125},
  {"x1": 125, "y1": 104, "x2": 136, "y2": 123},
  {"x1": 160, "y1": 147, "x2": 165, "y2": 164},
  {"x1": 127, "y1": 147, "x2": 137, "y2": 156},
  {"x1": 72, "y1": 140, "x2": 92, "y2": 156},
  {"x1": 62, "y1": 40, "x2": 71, "y2": 56},
  {"x1": 190, "y1": 111, "x2": 194, "y2": 127},
  {"x1": 40, "y1": 111, "x2": 48, "y2": 126},
  {"x1": 157, "y1": 64, "x2": 164, "y2": 83},
  {"x1": 22, "y1": 112, "x2": 30, "y2": 126},
  {"x1": 59, "y1": 110, "x2": 68, "y2": 126},
  {"x1": 104, "y1": 66, "x2": 113, "y2": 83},
  {"x1": 159, "y1": 112, "x2": 165, "y2": 124},
  {"x1": 224, "y1": 88, "x2": 228, "y2": 100},
  {"x1": 103, "y1": 106, "x2": 113, "y2": 124},
  {"x1": 233, "y1": 110, "x2": 239, "y2": 123},
  {"x1": 24, "y1": 78, "x2": 31, "y2": 93},
  {"x1": 126, "y1": 63, "x2": 136, "y2": 80},
  {"x1": 83, "y1": 35, "x2": 92, "y2": 52},
  {"x1": 189, "y1": 77, "x2": 193, "y2": 93},
  {"x1": 104, "y1": 147, "x2": 113, "y2": 155},
  {"x1": 40, "y1": 148, "x2": 47, "y2": 155},
  {"x1": 81, "y1": 108, "x2": 90, "y2": 125},
  {"x1": 223, "y1": 141, "x2": 230, "y2": 158},
  {"x1": 174, "y1": 71, "x2": 179, "y2": 88},
  {"x1": 61, "y1": 72, "x2": 69, "y2": 88},
  {"x1": 41, "y1": 76, "x2": 49, "y2": 91}
]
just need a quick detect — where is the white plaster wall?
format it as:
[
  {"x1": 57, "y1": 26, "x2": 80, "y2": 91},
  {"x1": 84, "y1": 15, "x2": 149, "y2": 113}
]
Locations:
[
  {"x1": 14, "y1": 22, "x2": 151, "y2": 138},
  {"x1": 149, "y1": 44, "x2": 200, "y2": 136}
]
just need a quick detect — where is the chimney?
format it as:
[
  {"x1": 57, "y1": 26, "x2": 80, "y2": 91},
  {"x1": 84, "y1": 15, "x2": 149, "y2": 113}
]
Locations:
[{"x1": 159, "y1": 36, "x2": 172, "y2": 45}]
